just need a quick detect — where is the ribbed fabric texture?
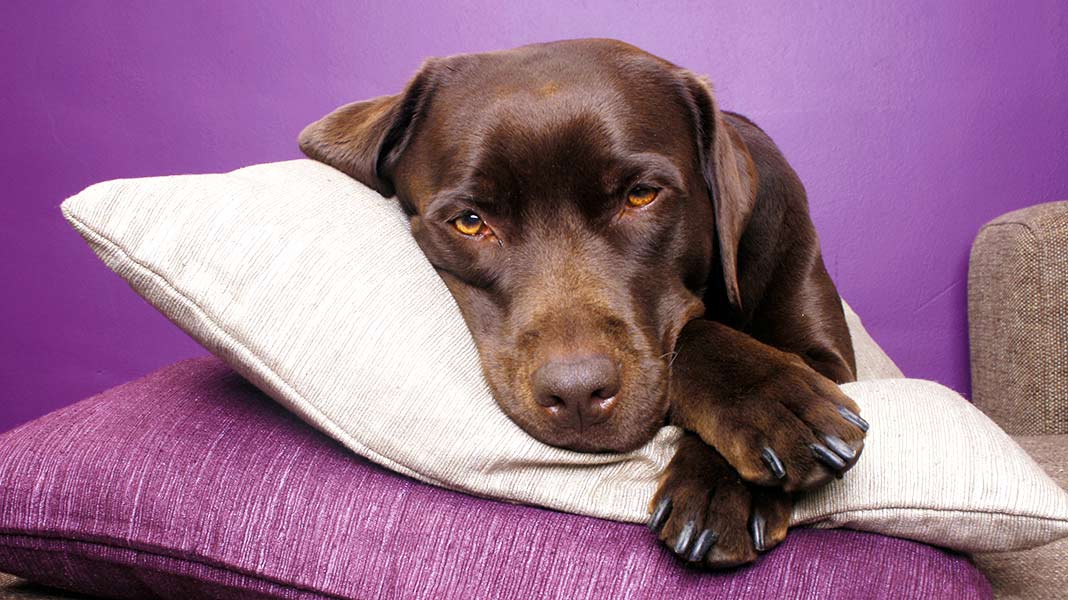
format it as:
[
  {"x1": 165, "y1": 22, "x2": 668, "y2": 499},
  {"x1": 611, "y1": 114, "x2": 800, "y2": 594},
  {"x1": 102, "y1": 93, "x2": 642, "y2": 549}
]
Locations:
[
  {"x1": 0, "y1": 359, "x2": 992, "y2": 599},
  {"x1": 841, "y1": 302, "x2": 904, "y2": 381},
  {"x1": 969, "y1": 200, "x2": 1068, "y2": 435},
  {"x1": 59, "y1": 160, "x2": 1068, "y2": 552}
]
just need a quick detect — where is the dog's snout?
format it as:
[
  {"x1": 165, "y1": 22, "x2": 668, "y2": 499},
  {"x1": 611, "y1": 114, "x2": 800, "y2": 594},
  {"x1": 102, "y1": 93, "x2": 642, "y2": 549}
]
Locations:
[{"x1": 532, "y1": 354, "x2": 620, "y2": 429}]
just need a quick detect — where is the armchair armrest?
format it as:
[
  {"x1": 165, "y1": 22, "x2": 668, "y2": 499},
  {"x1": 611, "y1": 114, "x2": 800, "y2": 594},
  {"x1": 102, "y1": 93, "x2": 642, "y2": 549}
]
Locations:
[{"x1": 968, "y1": 201, "x2": 1068, "y2": 435}]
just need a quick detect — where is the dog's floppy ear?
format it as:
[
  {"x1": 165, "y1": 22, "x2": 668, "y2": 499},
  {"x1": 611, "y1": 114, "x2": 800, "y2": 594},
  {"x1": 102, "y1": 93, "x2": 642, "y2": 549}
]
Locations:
[
  {"x1": 298, "y1": 60, "x2": 440, "y2": 197},
  {"x1": 680, "y1": 72, "x2": 757, "y2": 312}
]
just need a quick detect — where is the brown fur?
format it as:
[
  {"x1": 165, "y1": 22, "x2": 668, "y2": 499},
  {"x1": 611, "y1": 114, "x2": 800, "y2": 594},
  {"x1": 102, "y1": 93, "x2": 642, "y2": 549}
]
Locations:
[{"x1": 299, "y1": 38, "x2": 866, "y2": 568}]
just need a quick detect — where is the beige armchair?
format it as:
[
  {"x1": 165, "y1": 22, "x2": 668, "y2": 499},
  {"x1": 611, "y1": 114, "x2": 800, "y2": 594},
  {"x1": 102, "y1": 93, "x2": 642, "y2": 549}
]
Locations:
[{"x1": 968, "y1": 201, "x2": 1068, "y2": 599}]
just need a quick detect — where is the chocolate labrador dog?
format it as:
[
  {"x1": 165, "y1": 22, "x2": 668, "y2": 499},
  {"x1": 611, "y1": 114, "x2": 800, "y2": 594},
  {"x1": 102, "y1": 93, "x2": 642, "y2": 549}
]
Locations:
[{"x1": 299, "y1": 38, "x2": 868, "y2": 568}]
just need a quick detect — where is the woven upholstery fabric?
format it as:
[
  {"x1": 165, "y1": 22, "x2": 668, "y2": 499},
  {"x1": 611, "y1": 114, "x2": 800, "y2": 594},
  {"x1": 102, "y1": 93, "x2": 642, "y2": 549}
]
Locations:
[
  {"x1": 969, "y1": 201, "x2": 1068, "y2": 435},
  {"x1": 60, "y1": 160, "x2": 1068, "y2": 551},
  {"x1": 973, "y1": 435, "x2": 1068, "y2": 599},
  {"x1": 0, "y1": 359, "x2": 991, "y2": 599}
]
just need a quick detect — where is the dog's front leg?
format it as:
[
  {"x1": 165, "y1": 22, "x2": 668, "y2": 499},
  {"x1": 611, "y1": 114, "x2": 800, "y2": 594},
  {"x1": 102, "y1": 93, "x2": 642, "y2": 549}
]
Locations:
[
  {"x1": 646, "y1": 318, "x2": 868, "y2": 566},
  {"x1": 647, "y1": 431, "x2": 792, "y2": 567},
  {"x1": 668, "y1": 318, "x2": 868, "y2": 492}
]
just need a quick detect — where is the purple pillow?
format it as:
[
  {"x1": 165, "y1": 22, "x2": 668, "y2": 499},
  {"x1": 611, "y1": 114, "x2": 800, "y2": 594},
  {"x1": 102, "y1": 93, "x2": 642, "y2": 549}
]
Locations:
[{"x1": 0, "y1": 358, "x2": 990, "y2": 599}]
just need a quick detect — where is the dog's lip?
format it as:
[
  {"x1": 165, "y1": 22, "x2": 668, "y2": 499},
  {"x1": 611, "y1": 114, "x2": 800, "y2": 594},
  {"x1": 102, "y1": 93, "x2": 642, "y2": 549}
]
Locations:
[
  {"x1": 516, "y1": 403, "x2": 614, "y2": 449},
  {"x1": 526, "y1": 398, "x2": 668, "y2": 454}
]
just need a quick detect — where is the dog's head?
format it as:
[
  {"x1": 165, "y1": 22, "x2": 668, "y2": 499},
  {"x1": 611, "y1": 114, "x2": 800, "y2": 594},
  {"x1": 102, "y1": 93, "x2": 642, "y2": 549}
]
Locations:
[{"x1": 300, "y1": 39, "x2": 755, "y2": 452}]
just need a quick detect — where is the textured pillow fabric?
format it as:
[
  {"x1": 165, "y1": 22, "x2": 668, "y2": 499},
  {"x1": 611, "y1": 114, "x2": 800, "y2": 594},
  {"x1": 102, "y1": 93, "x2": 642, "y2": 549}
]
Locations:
[
  {"x1": 61, "y1": 160, "x2": 1068, "y2": 552},
  {"x1": 841, "y1": 301, "x2": 904, "y2": 381},
  {"x1": 0, "y1": 358, "x2": 992, "y2": 599},
  {"x1": 791, "y1": 382, "x2": 1068, "y2": 550}
]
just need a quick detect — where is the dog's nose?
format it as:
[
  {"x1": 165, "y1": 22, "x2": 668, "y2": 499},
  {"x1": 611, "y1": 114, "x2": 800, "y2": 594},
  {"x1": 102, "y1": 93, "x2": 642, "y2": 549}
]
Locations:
[{"x1": 532, "y1": 355, "x2": 620, "y2": 429}]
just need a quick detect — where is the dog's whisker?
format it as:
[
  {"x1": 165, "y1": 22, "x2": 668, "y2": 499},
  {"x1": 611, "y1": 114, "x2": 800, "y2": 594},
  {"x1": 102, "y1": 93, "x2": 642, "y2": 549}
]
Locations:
[{"x1": 661, "y1": 350, "x2": 680, "y2": 369}]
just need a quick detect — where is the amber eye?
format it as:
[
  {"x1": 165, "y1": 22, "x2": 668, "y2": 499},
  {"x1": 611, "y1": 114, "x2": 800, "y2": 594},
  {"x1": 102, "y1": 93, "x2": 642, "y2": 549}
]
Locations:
[
  {"x1": 627, "y1": 186, "x2": 659, "y2": 208},
  {"x1": 452, "y1": 211, "x2": 486, "y2": 236}
]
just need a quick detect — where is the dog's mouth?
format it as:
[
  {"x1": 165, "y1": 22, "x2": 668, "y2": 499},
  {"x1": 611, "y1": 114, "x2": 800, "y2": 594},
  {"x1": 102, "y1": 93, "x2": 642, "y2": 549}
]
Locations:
[
  {"x1": 432, "y1": 266, "x2": 699, "y2": 453},
  {"x1": 483, "y1": 349, "x2": 672, "y2": 454}
]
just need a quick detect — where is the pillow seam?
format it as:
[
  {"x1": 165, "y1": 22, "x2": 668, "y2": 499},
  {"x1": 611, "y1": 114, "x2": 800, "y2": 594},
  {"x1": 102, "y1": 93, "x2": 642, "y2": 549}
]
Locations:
[{"x1": 797, "y1": 504, "x2": 1068, "y2": 525}]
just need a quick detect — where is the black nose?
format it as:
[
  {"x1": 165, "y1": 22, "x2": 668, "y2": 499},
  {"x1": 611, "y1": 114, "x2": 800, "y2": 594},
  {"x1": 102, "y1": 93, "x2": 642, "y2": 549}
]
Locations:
[{"x1": 532, "y1": 354, "x2": 621, "y2": 429}]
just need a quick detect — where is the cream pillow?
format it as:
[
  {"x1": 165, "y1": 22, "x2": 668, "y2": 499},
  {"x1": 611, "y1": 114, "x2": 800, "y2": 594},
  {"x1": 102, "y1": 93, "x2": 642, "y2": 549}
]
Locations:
[{"x1": 62, "y1": 160, "x2": 1068, "y2": 553}]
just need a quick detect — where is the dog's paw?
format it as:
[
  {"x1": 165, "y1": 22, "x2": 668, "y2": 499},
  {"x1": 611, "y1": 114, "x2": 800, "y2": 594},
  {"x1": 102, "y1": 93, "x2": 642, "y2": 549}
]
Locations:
[
  {"x1": 648, "y1": 434, "x2": 791, "y2": 569},
  {"x1": 696, "y1": 354, "x2": 869, "y2": 492}
]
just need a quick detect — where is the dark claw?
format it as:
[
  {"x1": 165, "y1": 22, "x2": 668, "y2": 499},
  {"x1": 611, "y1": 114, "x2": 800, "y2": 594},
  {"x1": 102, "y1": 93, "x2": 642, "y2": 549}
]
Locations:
[
  {"x1": 822, "y1": 435, "x2": 856, "y2": 461},
  {"x1": 648, "y1": 498, "x2": 672, "y2": 533},
  {"x1": 811, "y1": 443, "x2": 847, "y2": 471},
  {"x1": 688, "y1": 529, "x2": 718, "y2": 562},
  {"x1": 749, "y1": 512, "x2": 767, "y2": 552},
  {"x1": 837, "y1": 406, "x2": 870, "y2": 432},
  {"x1": 761, "y1": 447, "x2": 786, "y2": 480},
  {"x1": 674, "y1": 521, "x2": 696, "y2": 556}
]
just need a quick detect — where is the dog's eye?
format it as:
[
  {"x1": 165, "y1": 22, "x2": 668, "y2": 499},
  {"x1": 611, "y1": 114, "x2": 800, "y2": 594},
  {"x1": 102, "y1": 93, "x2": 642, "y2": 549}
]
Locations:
[
  {"x1": 452, "y1": 211, "x2": 486, "y2": 236},
  {"x1": 627, "y1": 186, "x2": 659, "y2": 208}
]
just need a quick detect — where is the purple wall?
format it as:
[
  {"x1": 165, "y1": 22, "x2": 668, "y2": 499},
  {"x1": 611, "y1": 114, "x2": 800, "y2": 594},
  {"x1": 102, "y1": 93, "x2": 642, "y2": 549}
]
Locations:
[{"x1": 3, "y1": 1, "x2": 1067, "y2": 432}]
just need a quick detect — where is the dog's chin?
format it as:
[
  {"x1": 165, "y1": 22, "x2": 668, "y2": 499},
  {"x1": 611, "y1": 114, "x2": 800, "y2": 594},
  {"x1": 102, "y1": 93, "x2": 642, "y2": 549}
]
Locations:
[{"x1": 532, "y1": 427, "x2": 661, "y2": 454}]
